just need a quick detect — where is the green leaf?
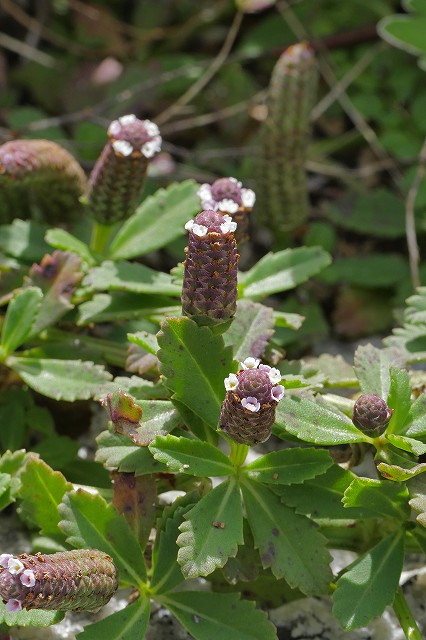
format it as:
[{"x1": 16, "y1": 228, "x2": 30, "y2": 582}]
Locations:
[
  {"x1": 17, "y1": 454, "x2": 72, "y2": 536},
  {"x1": 157, "y1": 317, "x2": 234, "y2": 430},
  {"x1": 76, "y1": 599, "x2": 150, "y2": 640},
  {"x1": 82, "y1": 260, "x2": 181, "y2": 296},
  {"x1": 128, "y1": 330, "x2": 158, "y2": 355},
  {"x1": 379, "y1": 15, "x2": 426, "y2": 56},
  {"x1": 0, "y1": 402, "x2": 26, "y2": 450},
  {"x1": 275, "y1": 395, "x2": 366, "y2": 445},
  {"x1": 108, "y1": 180, "x2": 200, "y2": 260},
  {"x1": 45, "y1": 228, "x2": 96, "y2": 266},
  {"x1": 333, "y1": 531, "x2": 405, "y2": 630},
  {"x1": 151, "y1": 497, "x2": 195, "y2": 594},
  {"x1": 241, "y1": 478, "x2": 332, "y2": 595},
  {"x1": 0, "y1": 287, "x2": 43, "y2": 357},
  {"x1": 354, "y1": 344, "x2": 406, "y2": 398},
  {"x1": 273, "y1": 309, "x2": 304, "y2": 330},
  {"x1": 343, "y1": 478, "x2": 410, "y2": 520},
  {"x1": 239, "y1": 247, "x2": 331, "y2": 300},
  {"x1": 149, "y1": 435, "x2": 234, "y2": 476},
  {"x1": 408, "y1": 474, "x2": 426, "y2": 527},
  {"x1": 275, "y1": 465, "x2": 378, "y2": 520},
  {"x1": 378, "y1": 461, "x2": 426, "y2": 481},
  {"x1": 160, "y1": 591, "x2": 278, "y2": 640},
  {"x1": 0, "y1": 219, "x2": 49, "y2": 262},
  {"x1": 77, "y1": 292, "x2": 179, "y2": 325},
  {"x1": 243, "y1": 448, "x2": 333, "y2": 485},
  {"x1": 400, "y1": 393, "x2": 426, "y2": 439},
  {"x1": 95, "y1": 430, "x2": 167, "y2": 475},
  {"x1": 386, "y1": 434, "x2": 426, "y2": 456},
  {"x1": 8, "y1": 357, "x2": 112, "y2": 401},
  {"x1": 58, "y1": 489, "x2": 147, "y2": 587},
  {"x1": 0, "y1": 601, "x2": 64, "y2": 627},
  {"x1": 177, "y1": 478, "x2": 243, "y2": 578},
  {"x1": 223, "y1": 300, "x2": 274, "y2": 361},
  {"x1": 320, "y1": 254, "x2": 409, "y2": 288},
  {"x1": 306, "y1": 354, "x2": 357, "y2": 387},
  {"x1": 386, "y1": 367, "x2": 412, "y2": 434}
]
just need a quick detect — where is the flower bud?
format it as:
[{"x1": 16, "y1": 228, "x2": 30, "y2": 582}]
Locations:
[
  {"x1": 0, "y1": 139, "x2": 87, "y2": 224},
  {"x1": 0, "y1": 550, "x2": 118, "y2": 612},
  {"x1": 182, "y1": 210, "x2": 239, "y2": 325},
  {"x1": 352, "y1": 393, "x2": 393, "y2": 437},
  {"x1": 86, "y1": 114, "x2": 161, "y2": 225},
  {"x1": 219, "y1": 358, "x2": 284, "y2": 445},
  {"x1": 197, "y1": 177, "x2": 255, "y2": 244}
]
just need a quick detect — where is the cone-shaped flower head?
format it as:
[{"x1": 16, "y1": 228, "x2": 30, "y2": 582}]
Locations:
[
  {"x1": 182, "y1": 209, "x2": 239, "y2": 325},
  {"x1": 0, "y1": 139, "x2": 87, "y2": 224},
  {"x1": 0, "y1": 550, "x2": 118, "y2": 612},
  {"x1": 197, "y1": 177, "x2": 255, "y2": 244},
  {"x1": 220, "y1": 358, "x2": 284, "y2": 445},
  {"x1": 352, "y1": 393, "x2": 393, "y2": 438},
  {"x1": 86, "y1": 114, "x2": 162, "y2": 225}
]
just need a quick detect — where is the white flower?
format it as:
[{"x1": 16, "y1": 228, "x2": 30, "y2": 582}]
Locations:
[
  {"x1": 268, "y1": 367, "x2": 282, "y2": 384},
  {"x1": 271, "y1": 385, "x2": 285, "y2": 402},
  {"x1": 141, "y1": 136, "x2": 162, "y2": 158},
  {"x1": 144, "y1": 120, "x2": 160, "y2": 136},
  {"x1": 220, "y1": 219, "x2": 237, "y2": 234},
  {"x1": 197, "y1": 184, "x2": 212, "y2": 200},
  {"x1": 7, "y1": 558, "x2": 24, "y2": 575},
  {"x1": 224, "y1": 373, "x2": 239, "y2": 391},
  {"x1": 119, "y1": 114, "x2": 137, "y2": 126},
  {"x1": 185, "y1": 219, "x2": 195, "y2": 231},
  {"x1": 229, "y1": 177, "x2": 241, "y2": 187},
  {"x1": 258, "y1": 364, "x2": 271, "y2": 373},
  {"x1": 20, "y1": 570, "x2": 36, "y2": 587},
  {"x1": 112, "y1": 139, "x2": 133, "y2": 157},
  {"x1": 201, "y1": 200, "x2": 218, "y2": 211},
  {"x1": 241, "y1": 188, "x2": 256, "y2": 208},
  {"x1": 218, "y1": 199, "x2": 239, "y2": 214},
  {"x1": 6, "y1": 599, "x2": 22, "y2": 613},
  {"x1": 241, "y1": 397, "x2": 261, "y2": 412},
  {"x1": 0, "y1": 554, "x2": 13, "y2": 569},
  {"x1": 192, "y1": 224, "x2": 208, "y2": 237},
  {"x1": 108, "y1": 119, "x2": 121, "y2": 137},
  {"x1": 240, "y1": 357, "x2": 260, "y2": 370}
]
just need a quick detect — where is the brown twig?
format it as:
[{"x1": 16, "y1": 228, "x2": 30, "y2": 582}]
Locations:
[
  {"x1": 156, "y1": 10, "x2": 244, "y2": 126},
  {"x1": 405, "y1": 138, "x2": 426, "y2": 290}
]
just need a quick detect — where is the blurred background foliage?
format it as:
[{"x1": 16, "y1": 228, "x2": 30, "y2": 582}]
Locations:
[{"x1": 1, "y1": 0, "x2": 426, "y2": 348}]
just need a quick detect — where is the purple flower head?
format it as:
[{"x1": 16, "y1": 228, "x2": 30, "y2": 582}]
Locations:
[
  {"x1": 198, "y1": 177, "x2": 255, "y2": 213},
  {"x1": 108, "y1": 115, "x2": 161, "y2": 159}
]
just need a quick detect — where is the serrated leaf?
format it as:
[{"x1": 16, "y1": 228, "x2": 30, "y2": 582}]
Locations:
[
  {"x1": 45, "y1": 228, "x2": 96, "y2": 266},
  {"x1": 378, "y1": 461, "x2": 426, "y2": 481},
  {"x1": 95, "y1": 430, "x2": 168, "y2": 476},
  {"x1": 243, "y1": 448, "x2": 333, "y2": 485},
  {"x1": 108, "y1": 180, "x2": 200, "y2": 260},
  {"x1": 150, "y1": 435, "x2": 234, "y2": 476},
  {"x1": 157, "y1": 317, "x2": 234, "y2": 430},
  {"x1": 160, "y1": 591, "x2": 278, "y2": 640},
  {"x1": 8, "y1": 357, "x2": 112, "y2": 400},
  {"x1": 386, "y1": 433, "x2": 426, "y2": 456},
  {"x1": 128, "y1": 330, "x2": 158, "y2": 355},
  {"x1": 0, "y1": 219, "x2": 49, "y2": 262},
  {"x1": 275, "y1": 395, "x2": 366, "y2": 445},
  {"x1": 400, "y1": 393, "x2": 426, "y2": 439},
  {"x1": 151, "y1": 497, "x2": 195, "y2": 594},
  {"x1": 241, "y1": 478, "x2": 332, "y2": 595},
  {"x1": 58, "y1": 489, "x2": 147, "y2": 586},
  {"x1": 17, "y1": 454, "x2": 72, "y2": 536},
  {"x1": 0, "y1": 287, "x2": 43, "y2": 357},
  {"x1": 82, "y1": 260, "x2": 181, "y2": 296},
  {"x1": 239, "y1": 247, "x2": 331, "y2": 300},
  {"x1": 275, "y1": 464, "x2": 378, "y2": 520},
  {"x1": 332, "y1": 531, "x2": 405, "y2": 630},
  {"x1": 343, "y1": 478, "x2": 410, "y2": 519},
  {"x1": 177, "y1": 478, "x2": 243, "y2": 578},
  {"x1": 76, "y1": 599, "x2": 150, "y2": 640},
  {"x1": 386, "y1": 367, "x2": 412, "y2": 434},
  {"x1": 354, "y1": 344, "x2": 406, "y2": 398},
  {"x1": 0, "y1": 601, "x2": 64, "y2": 627},
  {"x1": 223, "y1": 300, "x2": 274, "y2": 361}
]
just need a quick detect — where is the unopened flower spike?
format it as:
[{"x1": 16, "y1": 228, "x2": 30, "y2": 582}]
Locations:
[
  {"x1": 0, "y1": 139, "x2": 87, "y2": 224},
  {"x1": 182, "y1": 209, "x2": 239, "y2": 326},
  {"x1": 0, "y1": 550, "x2": 118, "y2": 612},
  {"x1": 85, "y1": 114, "x2": 162, "y2": 225},
  {"x1": 219, "y1": 358, "x2": 285, "y2": 445},
  {"x1": 352, "y1": 394, "x2": 393, "y2": 438},
  {"x1": 197, "y1": 177, "x2": 255, "y2": 244}
]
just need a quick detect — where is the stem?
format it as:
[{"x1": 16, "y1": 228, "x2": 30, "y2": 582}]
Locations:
[
  {"x1": 229, "y1": 441, "x2": 249, "y2": 468},
  {"x1": 90, "y1": 221, "x2": 114, "y2": 256},
  {"x1": 393, "y1": 587, "x2": 423, "y2": 640}
]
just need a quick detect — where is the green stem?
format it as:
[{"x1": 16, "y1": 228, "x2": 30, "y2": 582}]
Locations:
[
  {"x1": 229, "y1": 441, "x2": 249, "y2": 468},
  {"x1": 90, "y1": 221, "x2": 114, "y2": 256},
  {"x1": 393, "y1": 587, "x2": 423, "y2": 640}
]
